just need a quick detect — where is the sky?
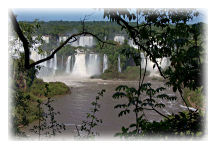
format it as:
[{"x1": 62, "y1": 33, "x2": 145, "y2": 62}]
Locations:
[
  {"x1": 13, "y1": 8, "x2": 106, "y2": 21},
  {"x1": 13, "y1": 8, "x2": 207, "y2": 23}
]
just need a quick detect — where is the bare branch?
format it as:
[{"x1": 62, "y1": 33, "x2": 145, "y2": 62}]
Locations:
[
  {"x1": 151, "y1": 107, "x2": 169, "y2": 119},
  {"x1": 142, "y1": 107, "x2": 169, "y2": 119},
  {"x1": 9, "y1": 11, "x2": 116, "y2": 69},
  {"x1": 29, "y1": 31, "x2": 115, "y2": 68},
  {"x1": 178, "y1": 88, "x2": 190, "y2": 112},
  {"x1": 67, "y1": 37, "x2": 78, "y2": 44},
  {"x1": 75, "y1": 125, "x2": 80, "y2": 137}
]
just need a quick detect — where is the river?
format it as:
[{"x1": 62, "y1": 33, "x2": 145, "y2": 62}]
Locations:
[{"x1": 23, "y1": 76, "x2": 187, "y2": 140}]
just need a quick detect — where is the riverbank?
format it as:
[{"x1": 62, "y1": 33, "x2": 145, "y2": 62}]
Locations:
[
  {"x1": 21, "y1": 77, "x2": 190, "y2": 139},
  {"x1": 96, "y1": 66, "x2": 150, "y2": 81},
  {"x1": 18, "y1": 75, "x2": 207, "y2": 140},
  {"x1": 29, "y1": 78, "x2": 71, "y2": 100},
  {"x1": 13, "y1": 78, "x2": 71, "y2": 131}
]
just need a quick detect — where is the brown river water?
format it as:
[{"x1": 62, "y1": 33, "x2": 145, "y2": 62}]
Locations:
[{"x1": 22, "y1": 76, "x2": 190, "y2": 140}]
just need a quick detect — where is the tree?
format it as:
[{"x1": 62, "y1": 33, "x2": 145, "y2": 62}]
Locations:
[
  {"x1": 104, "y1": 8, "x2": 205, "y2": 108},
  {"x1": 104, "y1": 8, "x2": 205, "y2": 137}
]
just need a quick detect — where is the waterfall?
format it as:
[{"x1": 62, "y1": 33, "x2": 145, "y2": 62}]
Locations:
[
  {"x1": 70, "y1": 53, "x2": 101, "y2": 77},
  {"x1": 30, "y1": 50, "x2": 38, "y2": 62},
  {"x1": 70, "y1": 40, "x2": 79, "y2": 47},
  {"x1": 44, "y1": 52, "x2": 47, "y2": 67},
  {"x1": 29, "y1": 50, "x2": 56, "y2": 78},
  {"x1": 79, "y1": 36, "x2": 93, "y2": 47},
  {"x1": 160, "y1": 57, "x2": 170, "y2": 69},
  {"x1": 114, "y1": 35, "x2": 125, "y2": 44},
  {"x1": 49, "y1": 51, "x2": 53, "y2": 68},
  {"x1": 49, "y1": 57, "x2": 53, "y2": 68},
  {"x1": 86, "y1": 54, "x2": 101, "y2": 76},
  {"x1": 140, "y1": 52, "x2": 145, "y2": 69},
  {"x1": 71, "y1": 54, "x2": 88, "y2": 77},
  {"x1": 53, "y1": 53, "x2": 57, "y2": 70},
  {"x1": 139, "y1": 52, "x2": 171, "y2": 77},
  {"x1": 65, "y1": 56, "x2": 71, "y2": 74},
  {"x1": 30, "y1": 50, "x2": 48, "y2": 67},
  {"x1": 40, "y1": 53, "x2": 45, "y2": 67},
  {"x1": 118, "y1": 55, "x2": 121, "y2": 72},
  {"x1": 139, "y1": 53, "x2": 159, "y2": 77},
  {"x1": 61, "y1": 55, "x2": 64, "y2": 71},
  {"x1": 128, "y1": 39, "x2": 138, "y2": 49},
  {"x1": 48, "y1": 50, "x2": 57, "y2": 70},
  {"x1": 103, "y1": 54, "x2": 108, "y2": 73},
  {"x1": 59, "y1": 36, "x2": 67, "y2": 43},
  {"x1": 71, "y1": 55, "x2": 74, "y2": 72}
]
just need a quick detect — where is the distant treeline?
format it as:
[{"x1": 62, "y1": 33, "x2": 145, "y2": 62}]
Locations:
[
  {"x1": 18, "y1": 21, "x2": 207, "y2": 41},
  {"x1": 18, "y1": 21, "x2": 132, "y2": 40}
]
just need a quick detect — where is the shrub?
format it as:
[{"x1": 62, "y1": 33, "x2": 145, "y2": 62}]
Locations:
[
  {"x1": 116, "y1": 111, "x2": 204, "y2": 139},
  {"x1": 29, "y1": 78, "x2": 71, "y2": 99},
  {"x1": 101, "y1": 66, "x2": 150, "y2": 80}
]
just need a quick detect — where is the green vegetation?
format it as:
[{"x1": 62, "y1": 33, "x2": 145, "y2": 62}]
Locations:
[
  {"x1": 183, "y1": 87, "x2": 205, "y2": 110},
  {"x1": 101, "y1": 66, "x2": 150, "y2": 80},
  {"x1": 10, "y1": 9, "x2": 206, "y2": 139},
  {"x1": 113, "y1": 83, "x2": 177, "y2": 135},
  {"x1": 30, "y1": 85, "x2": 66, "y2": 139},
  {"x1": 19, "y1": 21, "x2": 127, "y2": 40},
  {"x1": 77, "y1": 89, "x2": 105, "y2": 138},
  {"x1": 104, "y1": 8, "x2": 206, "y2": 138},
  {"x1": 116, "y1": 111, "x2": 204, "y2": 138},
  {"x1": 30, "y1": 78, "x2": 70, "y2": 99},
  {"x1": 94, "y1": 40, "x2": 143, "y2": 79},
  {"x1": 57, "y1": 44, "x2": 77, "y2": 56},
  {"x1": 10, "y1": 55, "x2": 70, "y2": 135}
]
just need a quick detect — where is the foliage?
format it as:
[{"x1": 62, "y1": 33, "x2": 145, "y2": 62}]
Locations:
[
  {"x1": 101, "y1": 66, "x2": 150, "y2": 80},
  {"x1": 12, "y1": 54, "x2": 38, "y2": 90},
  {"x1": 46, "y1": 82, "x2": 71, "y2": 97},
  {"x1": 77, "y1": 89, "x2": 105, "y2": 138},
  {"x1": 116, "y1": 111, "x2": 204, "y2": 138},
  {"x1": 19, "y1": 20, "x2": 45, "y2": 55},
  {"x1": 183, "y1": 87, "x2": 205, "y2": 110},
  {"x1": 104, "y1": 9, "x2": 205, "y2": 91},
  {"x1": 11, "y1": 9, "x2": 206, "y2": 139},
  {"x1": 30, "y1": 84, "x2": 66, "y2": 139},
  {"x1": 29, "y1": 78, "x2": 71, "y2": 99},
  {"x1": 10, "y1": 56, "x2": 69, "y2": 136},
  {"x1": 104, "y1": 8, "x2": 206, "y2": 138},
  {"x1": 22, "y1": 21, "x2": 127, "y2": 40},
  {"x1": 44, "y1": 97, "x2": 66, "y2": 137},
  {"x1": 11, "y1": 90, "x2": 31, "y2": 136},
  {"x1": 94, "y1": 40, "x2": 137, "y2": 75},
  {"x1": 10, "y1": 55, "x2": 38, "y2": 135},
  {"x1": 113, "y1": 83, "x2": 176, "y2": 135},
  {"x1": 57, "y1": 44, "x2": 77, "y2": 57}
]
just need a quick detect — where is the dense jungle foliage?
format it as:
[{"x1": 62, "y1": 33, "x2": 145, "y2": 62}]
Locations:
[
  {"x1": 9, "y1": 54, "x2": 70, "y2": 136},
  {"x1": 10, "y1": 8, "x2": 207, "y2": 139}
]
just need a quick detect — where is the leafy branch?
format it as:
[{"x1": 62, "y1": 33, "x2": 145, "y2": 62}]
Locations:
[
  {"x1": 113, "y1": 82, "x2": 177, "y2": 136},
  {"x1": 30, "y1": 84, "x2": 65, "y2": 139},
  {"x1": 76, "y1": 89, "x2": 105, "y2": 138}
]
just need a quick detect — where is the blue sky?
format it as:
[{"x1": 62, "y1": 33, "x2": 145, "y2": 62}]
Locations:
[
  {"x1": 13, "y1": 8, "x2": 206, "y2": 23},
  {"x1": 13, "y1": 8, "x2": 106, "y2": 21}
]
